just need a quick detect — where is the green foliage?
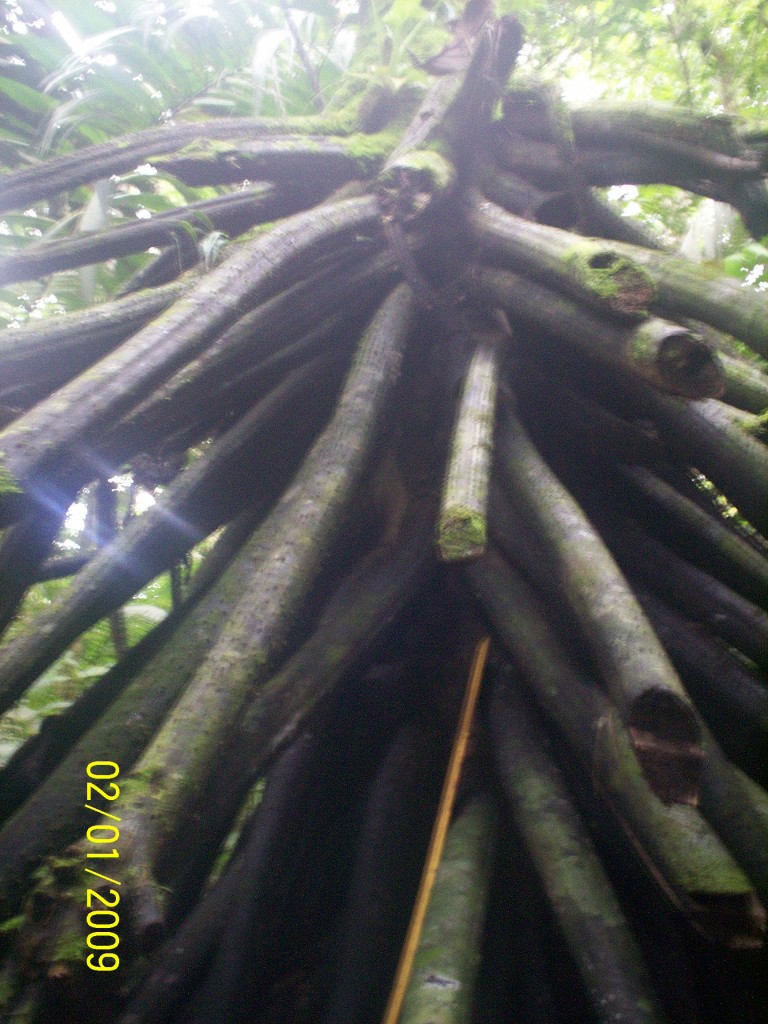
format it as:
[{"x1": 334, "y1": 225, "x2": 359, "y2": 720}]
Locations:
[
  {"x1": 0, "y1": 568, "x2": 173, "y2": 767},
  {"x1": 379, "y1": 0, "x2": 451, "y2": 67},
  {"x1": 498, "y1": 0, "x2": 768, "y2": 239},
  {"x1": 2, "y1": 0, "x2": 273, "y2": 146},
  {"x1": 508, "y1": 0, "x2": 768, "y2": 115},
  {"x1": 601, "y1": 184, "x2": 700, "y2": 248},
  {"x1": 250, "y1": 0, "x2": 362, "y2": 114},
  {"x1": 0, "y1": 1, "x2": 401, "y2": 320},
  {"x1": 723, "y1": 237, "x2": 768, "y2": 290}
]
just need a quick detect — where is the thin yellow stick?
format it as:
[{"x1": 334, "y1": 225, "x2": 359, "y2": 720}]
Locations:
[{"x1": 380, "y1": 635, "x2": 491, "y2": 1024}]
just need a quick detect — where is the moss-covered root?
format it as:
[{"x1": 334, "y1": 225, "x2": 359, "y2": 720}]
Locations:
[
  {"x1": 619, "y1": 377, "x2": 768, "y2": 539},
  {"x1": 488, "y1": 679, "x2": 669, "y2": 1024},
  {"x1": 466, "y1": 547, "x2": 766, "y2": 947},
  {"x1": 0, "y1": 184, "x2": 293, "y2": 289},
  {"x1": 236, "y1": 502, "x2": 435, "y2": 774},
  {"x1": 720, "y1": 352, "x2": 768, "y2": 414},
  {"x1": 477, "y1": 163, "x2": 580, "y2": 231},
  {"x1": 0, "y1": 278, "x2": 187, "y2": 404},
  {"x1": 607, "y1": 241, "x2": 768, "y2": 359},
  {"x1": 467, "y1": 193, "x2": 656, "y2": 319},
  {"x1": 154, "y1": 134, "x2": 391, "y2": 191},
  {"x1": 700, "y1": 732, "x2": 768, "y2": 908},
  {"x1": 465, "y1": 545, "x2": 606, "y2": 765},
  {"x1": 619, "y1": 465, "x2": 768, "y2": 607},
  {"x1": 0, "y1": 492, "x2": 74, "y2": 635},
  {"x1": 495, "y1": 404, "x2": 703, "y2": 801},
  {"x1": 636, "y1": 587, "x2": 768, "y2": 785},
  {"x1": 472, "y1": 266, "x2": 723, "y2": 400},
  {"x1": 594, "y1": 709, "x2": 766, "y2": 949},
  {"x1": 0, "y1": 850, "x2": 120, "y2": 1019},
  {"x1": 468, "y1": 192, "x2": 768, "y2": 358},
  {"x1": 114, "y1": 732, "x2": 318, "y2": 1024},
  {"x1": 603, "y1": 522, "x2": 768, "y2": 671},
  {"x1": 0, "y1": 112, "x2": 362, "y2": 215},
  {"x1": 0, "y1": 551, "x2": 250, "y2": 916},
  {"x1": 102, "y1": 284, "x2": 417, "y2": 937},
  {"x1": 377, "y1": 74, "x2": 463, "y2": 222},
  {"x1": 0, "y1": 494, "x2": 287, "y2": 917},
  {"x1": 0, "y1": 465, "x2": 25, "y2": 529},
  {"x1": 0, "y1": 287, "x2": 412, "y2": 920},
  {"x1": 322, "y1": 717, "x2": 447, "y2": 1024},
  {"x1": 0, "y1": 507, "x2": 271, "y2": 827},
  {"x1": 437, "y1": 313, "x2": 505, "y2": 561},
  {"x1": 377, "y1": 14, "x2": 522, "y2": 221},
  {"x1": 0, "y1": 351, "x2": 338, "y2": 718},
  {"x1": 399, "y1": 796, "x2": 498, "y2": 1024},
  {"x1": 0, "y1": 194, "x2": 383, "y2": 518}
]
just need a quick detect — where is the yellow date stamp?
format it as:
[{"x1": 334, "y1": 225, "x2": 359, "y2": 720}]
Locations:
[{"x1": 83, "y1": 760, "x2": 121, "y2": 972}]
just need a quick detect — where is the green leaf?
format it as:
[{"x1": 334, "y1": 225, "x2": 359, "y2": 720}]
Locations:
[
  {"x1": 112, "y1": 193, "x2": 181, "y2": 215},
  {"x1": 124, "y1": 603, "x2": 168, "y2": 624},
  {"x1": 0, "y1": 75, "x2": 56, "y2": 116},
  {"x1": 723, "y1": 252, "x2": 747, "y2": 277},
  {"x1": 742, "y1": 242, "x2": 768, "y2": 262}
]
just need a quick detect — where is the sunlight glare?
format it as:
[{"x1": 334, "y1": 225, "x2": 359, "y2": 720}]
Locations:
[
  {"x1": 64, "y1": 500, "x2": 87, "y2": 537},
  {"x1": 561, "y1": 72, "x2": 605, "y2": 106},
  {"x1": 51, "y1": 10, "x2": 85, "y2": 55},
  {"x1": 135, "y1": 490, "x2": 156, "y2": 513},
  {"x1": 179, "y1": 4, "x2": 217, "y2": 16}
]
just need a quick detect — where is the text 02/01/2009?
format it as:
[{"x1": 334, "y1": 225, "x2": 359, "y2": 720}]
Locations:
[{"x1": 84, "y1": 760, "x2": 121, "y2": 973}]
